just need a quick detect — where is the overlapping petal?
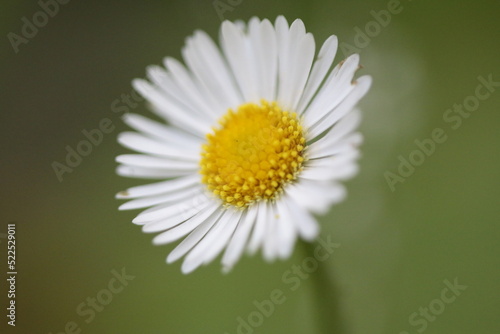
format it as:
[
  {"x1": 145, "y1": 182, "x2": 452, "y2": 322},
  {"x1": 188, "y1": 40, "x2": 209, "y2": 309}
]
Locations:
[{"x1": 116, "y1": 16, "x2": 371, "y2": 273}]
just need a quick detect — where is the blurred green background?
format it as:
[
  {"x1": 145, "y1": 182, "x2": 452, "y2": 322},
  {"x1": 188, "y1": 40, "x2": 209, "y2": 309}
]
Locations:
[{"x1": 1, "y1": 0, "x2": 499, "y2": 333}]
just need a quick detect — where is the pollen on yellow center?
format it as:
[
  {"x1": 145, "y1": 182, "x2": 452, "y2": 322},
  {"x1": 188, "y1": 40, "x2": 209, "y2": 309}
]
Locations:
[{"x1": 200, "y1": 100, "x2": 306, "y2": 208}]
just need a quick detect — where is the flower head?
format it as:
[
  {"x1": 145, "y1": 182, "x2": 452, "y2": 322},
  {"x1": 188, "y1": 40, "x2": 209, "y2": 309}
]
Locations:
[{"x1": 116, "y1": 16, "x2": 371, "y2": 273}]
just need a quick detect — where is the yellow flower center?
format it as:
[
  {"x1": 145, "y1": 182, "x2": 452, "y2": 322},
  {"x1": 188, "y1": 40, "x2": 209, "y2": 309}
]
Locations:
[{"x1": 200, "y1": 100, "x2": 306, "y2": 208}]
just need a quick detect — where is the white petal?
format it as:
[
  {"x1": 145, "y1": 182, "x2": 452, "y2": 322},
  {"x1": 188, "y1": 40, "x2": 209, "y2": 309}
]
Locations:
[
  {"x1": 116, "y1": 154, "x2": 197, "y2": 170},
  {"x1": 307, "y1": 75, "x2": 372, "y2": 139},
  {"x1": 116, "y1": 174, "x2": 199, "y2": 199},
  {"x1": 132, "y1": 193, "x2": 210, "y2": 224},
  {"x1": 248, "y1": 18, "x2": 278, "y2": 101},
  {"x1": 262, "y1": 202, "x2": 279, "y2": 261},
  {"x1": 296, "y1": 35, "x2": 338, "y2": 114},
  {"x1": 116, "y1": 165, "x2": 192, "y2": 179},
  {"x1": 191, "y1": 30, "x2": 243, "y2": 106},
  {"x1": 285, "y1": 182, "x2": 326, "y2": 215},
  {"x1": 152, "y1": 203, "x2": 221, "y2": 245},
  {"x1": 303, "y1": 54, "x2": 359, "y2": 124},
  {"x1": 145, "y1": 65, "x2": 213, "y2": 122},
  {"x1": 247, "y1": 201, "x2": 268, "y2": 254},
  {"x1": 302, "y1": 148, "x2": 361, "y2": 181},
  {"x1": 220, "y1": 21, "x2": 258, "y2": 102},
  {"x1": 283, "y1": 195, "x2": 320, "y2": 241},
  {"x1": 133, "y1": 79, "x2": 209, "y2": 136},
  {"x1": 307, "y1": 132, "x2": 363, "y2": 159},
  {"x1": 181, "y1": 32, "x2": 242, "y2": 114},
  {"x1": 201, "y1": 210, "x2": 243, "y2": 265},
  {"x1": 163, "y1": 57, "x2": 223, "y2": 121},
  {"x1": 166, "y1": 209, "x2": 224, "y2": 264},
  {"x1": 307, "y1": 109, "x2": 361, "y2": 150},
  {"x1": 330, "y1": 164, "x2": 359, "y2": 181},
  {"x1": 275, "y1": 198, "x2": 298, "y2": 259},
  {"x1": 118, "y1": 185, "x2": 202, "y2": 211},
  {"x1": 141, "y1": 199, "x2": 213, "y2": 233},
  {"x1": 275, "y1": 16, "x2": 291, "y2": 108},
  {"x1": 146, "y1": 65, "x2": 223, "y2": 131},
  {"x1": 261, "y1": 201, "x2": 296, "y2": 262},
  {"x1": 117, "y1": 132, "x2": 199, "y2": 161},
  {"x1": 277, "y1": 19, "x2": 309, "y2": 109},
  {"x1": 221, "y1": 205, "x2": 259, "y2": 272},
  {"x1": 180, "y1": 209, "x2": 239, "y2": 273},
  {"x1": 142, "y1": 209, "x2": 198, "y2": 233},
  {"x1": 233, "y1": 19, "x2": 246, "y2": 31},
  {"x1": 122, "y1": 113, "x2": 202, "y2": 149},
  {"x1": 288, "y1": 33, "x2": 315, "y2": 111},
  {"x1": 285, "y1": 180, "x2": 345, "y2": 215},
  {"x1": 300, "y1": 163, "x2": 359, "y2": 182},
  {"x1": 304, "y1": 150, "x2": 361, "y2": 181},
  {"x1": 307, "y1": 149, "x2": 360, "y2": 168}
]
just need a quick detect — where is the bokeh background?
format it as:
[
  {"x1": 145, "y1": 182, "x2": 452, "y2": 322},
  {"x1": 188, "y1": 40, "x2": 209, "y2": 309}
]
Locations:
[{"x1": 1, "y1": 0, "x2": 499, "y2": 333}]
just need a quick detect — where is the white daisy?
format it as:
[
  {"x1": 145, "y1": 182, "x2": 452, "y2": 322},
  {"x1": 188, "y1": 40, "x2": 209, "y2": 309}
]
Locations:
[{"x1": 116, "y1": 16, "x2": 371, "y2": 274}]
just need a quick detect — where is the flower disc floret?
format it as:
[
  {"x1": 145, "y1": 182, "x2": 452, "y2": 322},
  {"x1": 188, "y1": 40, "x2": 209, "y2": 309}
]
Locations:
[{"x1": 200, "y1": 100, "x2": 306, "y2": 207}]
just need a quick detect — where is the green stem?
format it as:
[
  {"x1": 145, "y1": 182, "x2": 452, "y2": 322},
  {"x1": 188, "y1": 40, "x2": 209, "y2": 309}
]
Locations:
[{"x1": 300, "y1": 240, "x2": 346, "y2": 334}]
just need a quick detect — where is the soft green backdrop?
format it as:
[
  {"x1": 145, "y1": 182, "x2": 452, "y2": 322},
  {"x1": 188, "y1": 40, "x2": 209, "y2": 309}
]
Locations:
[{"x1": 1, "y1": 0, "x2": 499, "y2": 333}]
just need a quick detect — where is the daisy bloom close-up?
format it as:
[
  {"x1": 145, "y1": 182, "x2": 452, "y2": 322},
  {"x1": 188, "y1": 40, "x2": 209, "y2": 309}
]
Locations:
[{"x1": 116, "y1": 16, "x2": 372, "y2": 274}]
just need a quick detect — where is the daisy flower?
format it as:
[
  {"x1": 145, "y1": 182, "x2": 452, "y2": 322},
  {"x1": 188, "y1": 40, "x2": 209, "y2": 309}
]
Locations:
[{"x1": 116, "y1": 16, "x2": 371, "y2": 274}]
